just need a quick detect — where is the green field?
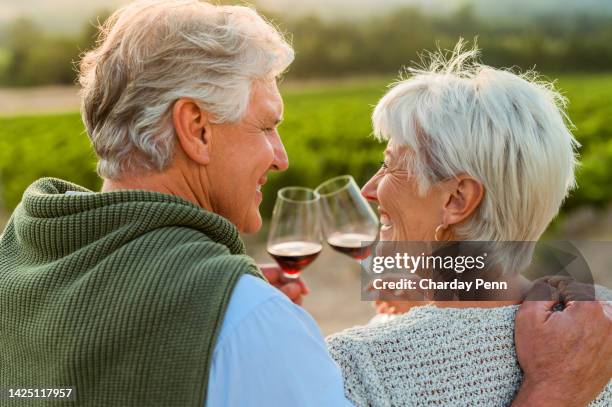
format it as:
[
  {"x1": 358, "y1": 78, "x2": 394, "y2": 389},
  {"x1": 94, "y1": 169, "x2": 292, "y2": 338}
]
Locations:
[{"x1": 1, "y1": 74, "x2": 611, "y2": 220}]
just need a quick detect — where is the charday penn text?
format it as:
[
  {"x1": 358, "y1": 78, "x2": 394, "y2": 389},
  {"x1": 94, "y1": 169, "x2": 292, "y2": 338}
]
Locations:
[{"x1": 371, "y1": 278, "x2": 508, "y2": 292}]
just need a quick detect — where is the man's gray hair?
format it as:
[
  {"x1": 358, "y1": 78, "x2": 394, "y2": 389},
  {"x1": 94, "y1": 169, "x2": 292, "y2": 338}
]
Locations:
[
  {"x1": 373, "y1": 41, "x2": 579, "y2": 273},
  {"x1": 78, "y1": 0, "x2": 294, "y2": 179}
]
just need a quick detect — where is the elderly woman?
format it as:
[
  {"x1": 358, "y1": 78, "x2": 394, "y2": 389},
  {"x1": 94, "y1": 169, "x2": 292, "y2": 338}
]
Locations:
[{"x1": 326, "y1": 46, "x2": 612, "y2": 406}]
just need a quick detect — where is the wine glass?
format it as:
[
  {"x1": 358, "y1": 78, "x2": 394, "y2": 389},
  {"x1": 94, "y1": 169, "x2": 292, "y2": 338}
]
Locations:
[
  {"x1": 267, "y1": 187, "x2": 323, "y2": 279},
  {"x1": 315, "y1": 175, "x2": 379, "y2": 260}
]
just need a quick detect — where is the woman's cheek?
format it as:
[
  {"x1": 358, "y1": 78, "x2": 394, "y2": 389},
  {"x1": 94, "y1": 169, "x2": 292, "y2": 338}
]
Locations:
[
  {"x1": 385, "y1": 174, "x2": 425, "y2": 240},
  {"x1": 377, "y1": 177, "x2": 396, "y2": 209},
  {"x1": 377, "y1": 177, "x2": 401, "y2": 239}
]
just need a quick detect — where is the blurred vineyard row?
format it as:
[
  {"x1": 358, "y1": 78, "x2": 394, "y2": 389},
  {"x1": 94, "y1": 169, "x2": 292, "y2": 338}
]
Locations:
[{"x1": 0, "y1": 74, "x2": 611, "y2": 222}]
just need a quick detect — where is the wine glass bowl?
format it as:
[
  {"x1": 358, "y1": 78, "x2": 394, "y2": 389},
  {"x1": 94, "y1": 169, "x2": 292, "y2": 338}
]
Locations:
[
  {"x1": 267, "y1": 187, "x2": 323, "y2": 279},
  {"x1": 315, "y1": 175, "x2": 379, "y2": 260}
]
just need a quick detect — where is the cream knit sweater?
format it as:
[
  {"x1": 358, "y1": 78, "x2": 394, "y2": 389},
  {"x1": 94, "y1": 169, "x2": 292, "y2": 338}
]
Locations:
[{"x1": 327, "y1": 301, "x2": 611, "y2": 407}]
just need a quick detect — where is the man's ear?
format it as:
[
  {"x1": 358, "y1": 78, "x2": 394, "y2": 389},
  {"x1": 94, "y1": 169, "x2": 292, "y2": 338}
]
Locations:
[
  {"x1": 441, "y1": 174, "x2": 484, "y2": 227},
  {"x1": 172, "y1": 98, "x2": 212, "y2": 166}
]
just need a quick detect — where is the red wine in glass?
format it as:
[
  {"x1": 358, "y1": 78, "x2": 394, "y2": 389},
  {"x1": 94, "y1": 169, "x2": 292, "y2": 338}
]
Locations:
[
  {"x1": 327, "y1": 232, "x2": 376, "y2": 260},
  {"x1": 267, "y1": 187, "x2": 322, "y2": 279},
  {"x1": 267, "y1": 241, "x2": 323, "y2": 277},
  {"x1": 315, "y1": 175, "x2": 379, "y2": 262}
]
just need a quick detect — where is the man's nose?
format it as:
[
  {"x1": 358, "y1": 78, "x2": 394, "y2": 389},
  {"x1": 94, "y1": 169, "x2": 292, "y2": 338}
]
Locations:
[
  {"x1": 270, "y1": 133, "x2": 289, "y2": 172},
  {"x1": 361, "y1": 175, "x2": 379, "y2": 202}
]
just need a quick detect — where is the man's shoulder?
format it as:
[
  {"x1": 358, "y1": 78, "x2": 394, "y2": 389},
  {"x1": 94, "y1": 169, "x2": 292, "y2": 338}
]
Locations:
[
  {"x1": 133, "y1": 226, "x2": 258, "y2": 272},
  {"x1": 208, "y1": 278, "x2": 353, "y2": 407},
  {"x1": 228, "y1": 274, "x2": 284, "y2": 312},
  {"x1": 216, "y1": 274, "x2": 289, "y2": 342}
]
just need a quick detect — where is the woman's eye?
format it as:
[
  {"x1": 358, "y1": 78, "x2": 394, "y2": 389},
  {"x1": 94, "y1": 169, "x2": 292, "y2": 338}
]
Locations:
[{"x1": 379, "y1": 161, "x2": 389, "y2": 171}]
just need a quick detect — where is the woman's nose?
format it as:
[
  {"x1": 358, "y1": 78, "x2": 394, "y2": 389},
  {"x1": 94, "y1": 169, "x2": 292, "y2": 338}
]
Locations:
[{"x1": 361, "y1": 175, "x2": 379, "y2": 202}]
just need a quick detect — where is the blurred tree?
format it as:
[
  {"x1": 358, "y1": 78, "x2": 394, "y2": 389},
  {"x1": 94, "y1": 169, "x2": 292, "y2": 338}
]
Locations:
[
  {"x1": 1, "y1": 5, "x2": 612, "y2": 86},
  {"x1": 4, "y1": 17, "x2": 43, "y2": 85},
  {"x1": 2, "y1": 17, "x2": 83, "y2": 86},
  {"x1": 19, "y1": 37, "x2": 80, "y2": 85},
  {"x1": 79, "y1": 9, "x2": 112, "y2": 52}
]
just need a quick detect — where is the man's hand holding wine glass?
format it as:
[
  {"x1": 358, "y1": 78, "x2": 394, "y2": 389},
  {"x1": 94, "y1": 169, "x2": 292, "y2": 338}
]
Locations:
[{"x1": 260, "y1": 263, "x2": 310, "y2": 305}]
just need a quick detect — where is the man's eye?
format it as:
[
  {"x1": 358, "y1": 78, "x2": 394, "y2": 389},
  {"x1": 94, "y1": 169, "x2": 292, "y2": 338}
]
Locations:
[{"x1": 263, "y1": 127, "x2": 275, "y2": 133}]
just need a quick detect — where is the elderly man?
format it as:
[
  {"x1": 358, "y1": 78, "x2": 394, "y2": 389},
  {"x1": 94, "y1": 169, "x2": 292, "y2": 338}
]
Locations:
[{"x1": 0, "y1": 1, "x2": 609, "y2": 406}]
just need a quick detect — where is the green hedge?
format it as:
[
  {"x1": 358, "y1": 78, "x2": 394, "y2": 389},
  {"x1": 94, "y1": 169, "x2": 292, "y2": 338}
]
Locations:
[{"x1": 0, "y1": 74, "x2": 610, "y2": 219}]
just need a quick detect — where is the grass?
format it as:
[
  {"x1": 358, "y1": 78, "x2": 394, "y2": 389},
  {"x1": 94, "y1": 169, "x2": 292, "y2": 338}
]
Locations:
[{"x1": 0, "y1": 74, "x2": 610, "y2": 220}]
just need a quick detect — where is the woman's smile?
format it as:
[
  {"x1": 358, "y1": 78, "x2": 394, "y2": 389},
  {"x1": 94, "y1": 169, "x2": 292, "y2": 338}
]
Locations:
[{"x1": 379, "y1": 208, "x2": 393, "y2": 232}]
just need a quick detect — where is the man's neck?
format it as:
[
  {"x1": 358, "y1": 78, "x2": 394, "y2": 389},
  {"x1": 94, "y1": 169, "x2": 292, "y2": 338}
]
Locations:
[{"x1": 101, "y1": 166, "x2": 213, "y2": 212}]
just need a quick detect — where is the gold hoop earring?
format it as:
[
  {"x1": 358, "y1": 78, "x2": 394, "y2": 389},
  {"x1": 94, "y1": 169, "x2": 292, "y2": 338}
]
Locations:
[{"x1": 434, "y1": 224, "x2": 450, "y2": 241}]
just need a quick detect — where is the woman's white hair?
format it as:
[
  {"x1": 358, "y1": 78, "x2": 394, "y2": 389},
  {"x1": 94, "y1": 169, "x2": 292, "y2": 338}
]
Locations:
[
  {"x1": 78, "y1": 0, "x2": 294, "y2": 179},
  {"x1": 373, "y1": 41, "x2": 579, "y2": 273}
]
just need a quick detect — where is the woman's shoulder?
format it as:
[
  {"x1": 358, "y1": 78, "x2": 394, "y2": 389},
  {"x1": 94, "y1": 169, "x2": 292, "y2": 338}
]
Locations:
[
  {"x1": 327, "y1": 304, "x2": 519, "y2": 346},
  {"x1": 326, "y1": 305, "x2": 520, "y2": 375},
  {"x1": 327, "y1": 304, "x2": 611, "y2": 407},
  {"x1": 326, "y1": 305, "x2": 522, "y2": 407},
  {"x1": 595, "y1": 284, "x2": 612, "y2": 301}
]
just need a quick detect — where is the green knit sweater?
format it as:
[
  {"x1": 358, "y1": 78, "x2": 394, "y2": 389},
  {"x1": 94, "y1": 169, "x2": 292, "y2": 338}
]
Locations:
[{"x1": 0, "y1": 178, "x2": 263, "y2": 406}]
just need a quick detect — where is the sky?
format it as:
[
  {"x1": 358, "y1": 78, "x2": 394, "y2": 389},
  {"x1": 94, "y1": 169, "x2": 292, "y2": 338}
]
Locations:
[
  {"x1": 1, "y1": 0, "x2": 611, "y2": 35},
  {"x1": 0, "y1": 0, "x2": 129, "y2": 34}
]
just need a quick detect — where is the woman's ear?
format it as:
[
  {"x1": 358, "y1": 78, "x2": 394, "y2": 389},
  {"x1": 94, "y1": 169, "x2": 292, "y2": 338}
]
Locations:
[
  {"x1": 441, "y1": 174, "x2": 484, "y2": 227},
  {"x1": 172, "y1": 98, "x2": 212, "y2": 166}
]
